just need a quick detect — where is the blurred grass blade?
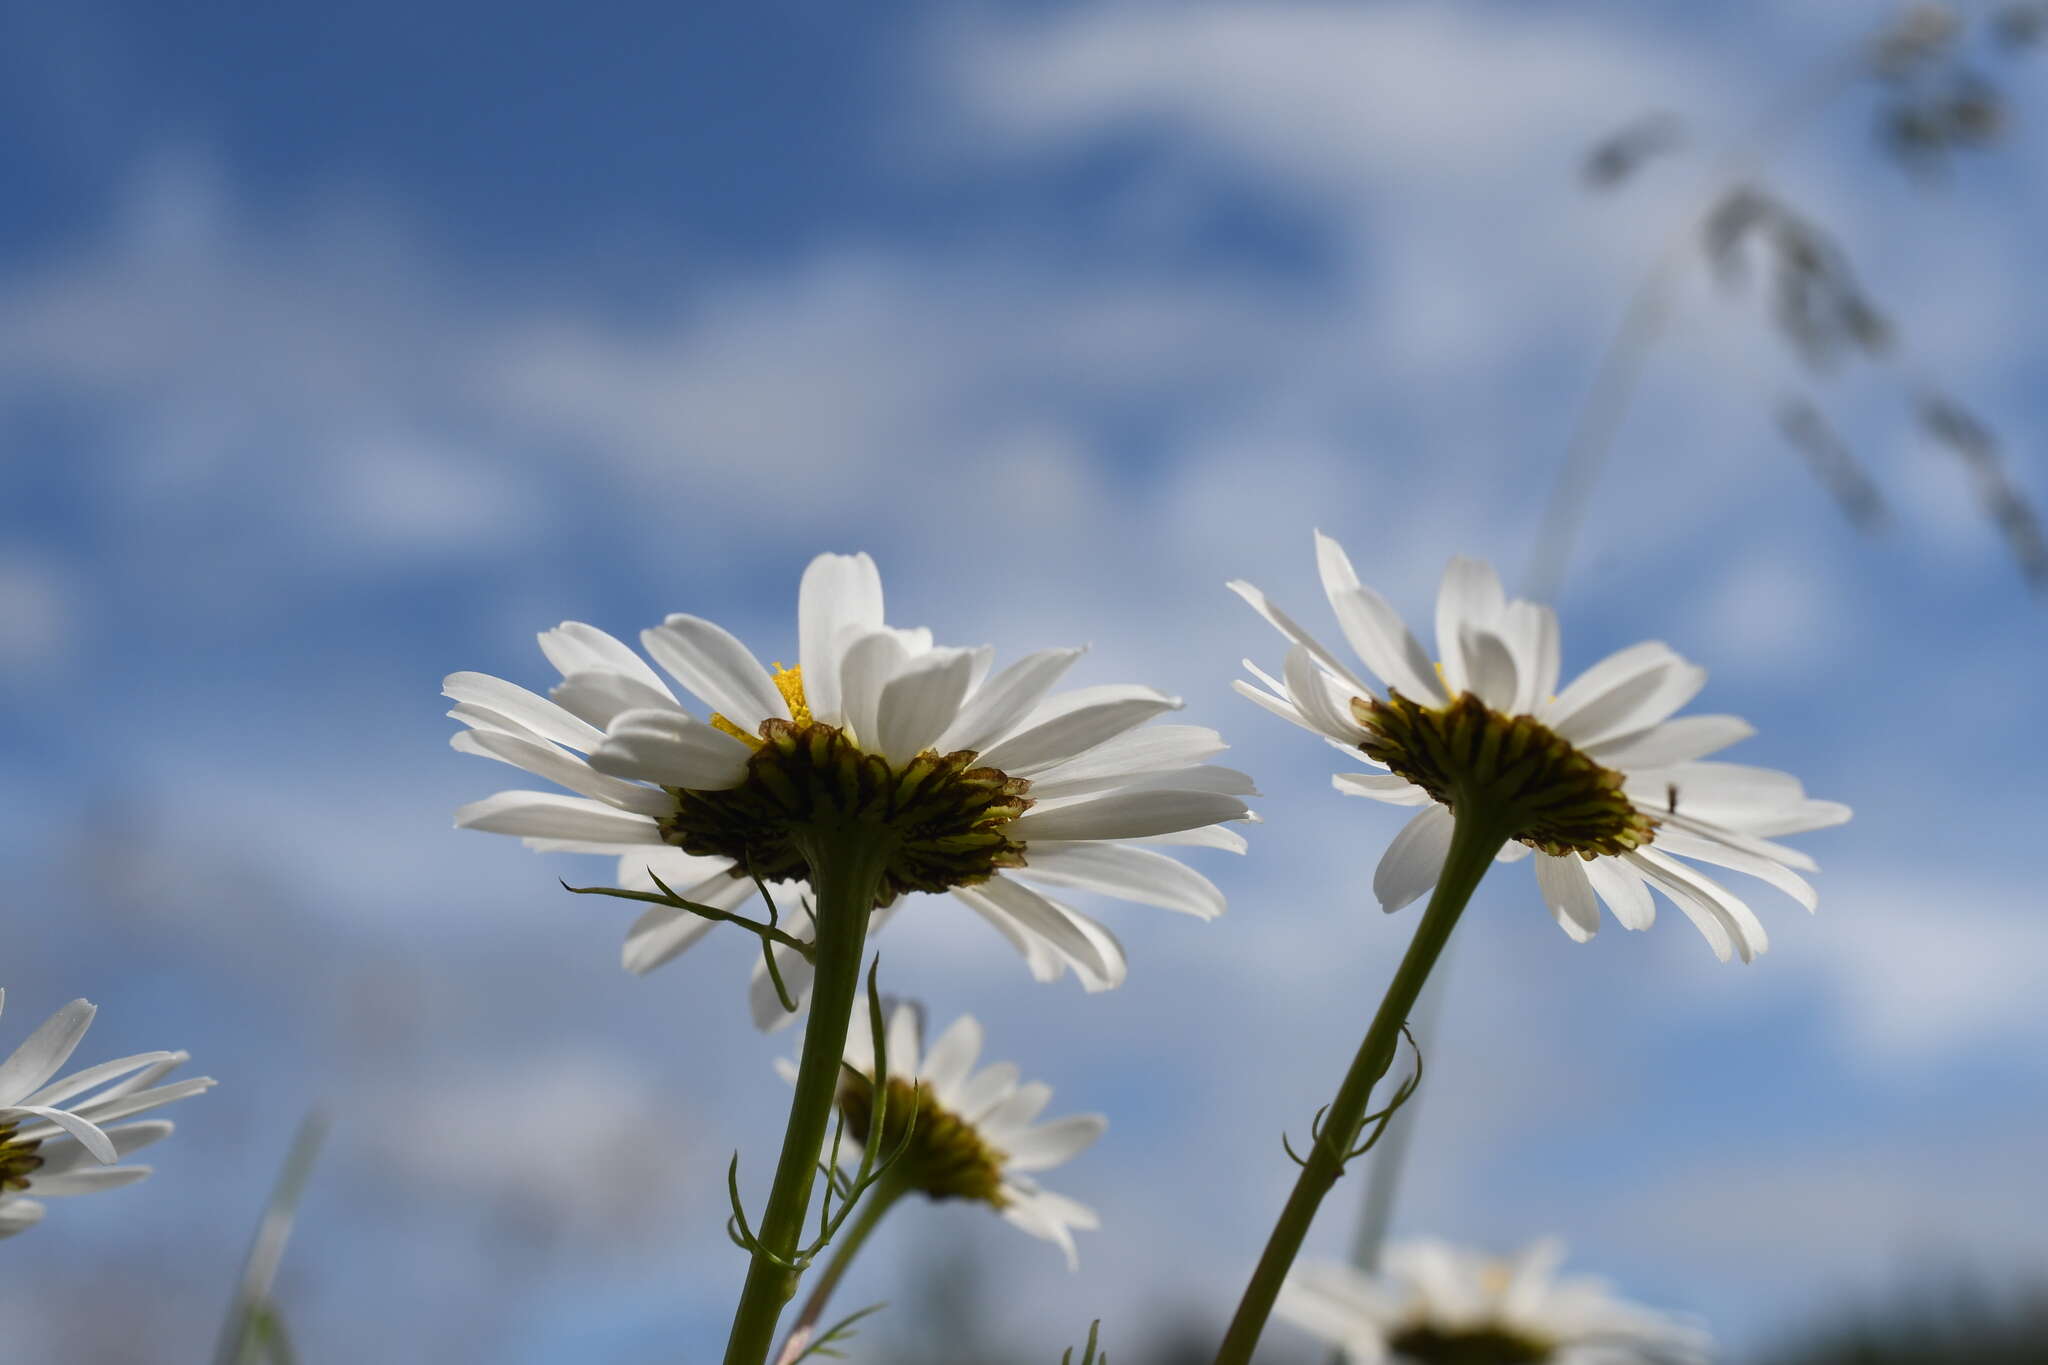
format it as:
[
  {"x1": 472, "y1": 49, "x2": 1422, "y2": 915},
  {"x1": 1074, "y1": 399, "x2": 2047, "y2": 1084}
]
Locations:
[{"x1": 213, "y1": 1111, "x2": 330, "y2": 1365}]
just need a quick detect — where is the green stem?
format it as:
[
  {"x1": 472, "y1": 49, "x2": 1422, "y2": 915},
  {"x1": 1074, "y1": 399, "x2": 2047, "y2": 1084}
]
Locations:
[
  {"x1": 772, "y1": 1173, "x2": 907, "y2": 1365},
  {"x1": 1212, "y1": 808, "x2": 1510, "y2": 1365},
  {"x1": 722, "y1": 828, "x2": 894, "y2": 1365}
]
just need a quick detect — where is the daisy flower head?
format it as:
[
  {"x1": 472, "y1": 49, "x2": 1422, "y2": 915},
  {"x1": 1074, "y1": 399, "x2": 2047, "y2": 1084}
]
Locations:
[
  {"x1": 1278, "y1": 1240, "x2": 1711, "y2": 1365},
  {"x1": 1232, "y1": 534, "x2": 1848, "y2": 961},
  {"x1": 450, "y1": 551, "x2": 1253, "y2": 1025},
  {"x1": 780, "y1": 1002, "x2": 1104, "y2": 1269},
  {"x1": 0, "y1": 991, "x2": 214, "y2": 1239}
]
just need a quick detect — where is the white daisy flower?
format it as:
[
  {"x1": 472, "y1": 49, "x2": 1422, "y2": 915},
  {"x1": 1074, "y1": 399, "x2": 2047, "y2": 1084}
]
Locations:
[
  {"x1": 0, "y1": 992, "x2": 215, "y2": 1239},
  {"x1": 781, "y1": 1002, "x2": 1104, "y2": 1270},
  {"x1": 450, "y1": 551, "x2": 1253, "y2": 1025},
  {"x1": 1233, "y1": 534, "x2": 1848, "y2": 962},
  {"x1": 1278, "y1": 1241, "x2": 1711, "y2": 1365}
]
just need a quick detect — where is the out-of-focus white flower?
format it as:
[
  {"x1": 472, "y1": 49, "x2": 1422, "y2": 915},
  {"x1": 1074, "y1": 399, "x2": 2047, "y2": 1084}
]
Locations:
[
  {"x1": 781, "y1": 1002, "x2": 1104, "y2": 1269},
  {"x1": 0, "y1": 992, "x2": 214, "y2": 1238},
  {"x1": 1233, "y1": 535, "x2": 1848, "y2": 961},
  {"x1": 451, "y1": 551, "x2": 1252, "y2": 1024},
  {"x1": 1279, "y1": 1240, "x2": 1711, "y2": 1365}
]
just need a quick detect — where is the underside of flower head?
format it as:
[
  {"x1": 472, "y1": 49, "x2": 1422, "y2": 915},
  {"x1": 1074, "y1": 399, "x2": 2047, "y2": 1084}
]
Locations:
[
  {"x1": 1355, "y1": 691, "x2": 1657, "y2": 859},
  {"x1": 1233, "y1": 533, "x2": 1849, "y2": 961},
  {"x1": 659, "y1": 667, "x2": 1035, "y2": 906},
  {"x1": 1385, "y1": 1322, "x2": 1552, "y2": 1365},
  {"x1": 837, "y1": 1073, "x2": 1010, "y2": 1206}
]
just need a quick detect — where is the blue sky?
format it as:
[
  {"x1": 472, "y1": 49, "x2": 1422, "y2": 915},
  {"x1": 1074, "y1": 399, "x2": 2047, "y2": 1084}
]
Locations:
[{"x1": 1, "y1": 1, "x2": 2044, "y2": 1359}]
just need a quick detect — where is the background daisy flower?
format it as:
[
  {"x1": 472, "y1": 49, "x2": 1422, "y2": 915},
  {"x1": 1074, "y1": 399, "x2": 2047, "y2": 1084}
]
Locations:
[
  {"x1": 0, "y1": 992, "x2": 213, "y2": 1239},
  {"x1": 1278, "y1": 1239, "x2": 1711, "y2": 1365},
  {"x1": 782, "y1": 1001, "x2": 1105, "y2": 1270},
  {"x1": 1233, "y1": 533, "x2": 1848, "y2": 961}
]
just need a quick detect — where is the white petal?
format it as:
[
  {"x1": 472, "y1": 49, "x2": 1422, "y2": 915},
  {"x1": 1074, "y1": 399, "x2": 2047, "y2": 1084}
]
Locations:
[
  {"x1": 1003, "y1": 1115, "x2": 1107, "y2": 1172},
  {"x1": 1226, "y1": 580, "x2": 1370, "y2": 694},
  {"x1": 1742, "y1": 798, "x2": 1852, "y2": 837},
  {"x1": 1232, "y1": 675, "x2": 1323, "y2": 738},
  {"x1": 1130, "y1": 824, "x2": 1249, "y2": 854},
  {"x1": 977, "y1": 1081, "x2": 1053, "y2": 1141},
  {"x1": 1457, "y1": 625, "x2": 1520, "y2": 713},
  {"x1": 836, "y1": 630, "x2": 911, "y2": 749},
  {"x1": 1434, "y1": 557, "x2": 1506, "y2": 694},
  {"x1": 978, "y1": 696, "x2": 1181, "y2": 777},
  {"x1": 875, "y1": 648, "x2": 980, "y2": 763},
  {"x1": 1652, "y1": 828, "x2": 1818, "y2": 911},
  {"x1": 0, "y1": 1001, "x2": 95, "y2": 1107},
  {"x1": 31, "y1": 1118, "x2": 173, "y2": 1176},
  {"x1": 1009, "y1": 790, "x2": 1248, "y2": 843},
  {"x1": 21, "y1": 1164, "x2": 152, "y2": 1196},
  {"x1": 446, "y1": 701, "x2": 549, "y2": 744},
  {"x1": 59, "y1": 1076, "x2": 214, "y2": 1130},
  {"x1": 1373, "y1": 805, "x2": 1455, "y2": 912},
  {"x1": 443, "y1": 673, "x2": 603, "y2": 752},
  {"x1": 1000, "y1": 1193, "x2": 1087, "y2": 1270},
  {"x1": 953, "y1": 888, "x2": 1067, "y2": 983},
  {"x1": 20, "y1": 1053, "x2": 179, "y2": 1111},
  {"x1": 1634, "y1": 761, "x2": 1809, "y2": 827},
  {"x1": 972, "y1": 879, "x2": 1127, "y2": 991},
  {"x1": 751, "y1": 942, "x2": 816, "y2": 1031},
  {"x1": 1625, "y1": 851, "x2": 1748, "y2": 963},
  {"x1": 0, "y1": 1199, "x2": 45, "y2": 1238},
  {"x1": 919, "y1": 1016, "x2": 984, "y2": 1104},
  {"x1": 1581, "y1": 856, "x2": 1656, "y2": 931},
  {"x1": 1332, "y1": 772, "x2": 1433, "y2": 806},
  {"x1": 881, "y1": 1003, "x2": 924, "y2": 1084},
  {"x1": 0, "y1": 1106, "x2": 115, "y2": 1164},
  {"x1": 641, "y1": 615, "x2": 788, "y2": 731},
  {"x1": 451, "y1": 729, "x2": 675, "y2": 815},
  {"x1": 1532, "y1": 853, "x2": 1601, "y2": 942},
  {"x1": 537, "y1": 622, "x2": 673, "y2": 697},
  {"x1": 454, "y1": 791, "x2": 665, "y2": 844},
  {"x1": 1314, "y1": 533, "x2": 1445, "y2": 702},
  {"x1": 548, "y1": 671, "x2": 686, "y2": 729},
  {"x1": 586, "y1": 707, "x2": 754, "y2": 790},
  {"x1": 936, "y1": 648, "x2": 1085, "y2": 754},
  {"x1": 1019, "y1": 724, "x2": 1225, "y2": 789},
  {"x1": 613, "y1": 848, "x2": 739, "y2": 895},
  {"x1": 1278, "y1": 644, "x2": 1369, "y2": 744},
  {"x1": 1542, "y1": 641, "x2": 1674, "y2": 729},
  {"x1": 620, "y1": 874, "x2": 758, "y2": 975},
  {"x1": 1585, "y1": 715, "x2": 1755, "y2": 769},
  {"x1": 1500, "y1": 601, "x2": 1560, "y2": 715},
  {"x1": 798, "y1": 552, "x2": 885, "y2": 727},
  {"x1": 951, "y1": 1062, "x2": 1020, "y2": 1124},
  {"x1": 1014, "y1": 841, "x2": 1225, "y2": 919}
]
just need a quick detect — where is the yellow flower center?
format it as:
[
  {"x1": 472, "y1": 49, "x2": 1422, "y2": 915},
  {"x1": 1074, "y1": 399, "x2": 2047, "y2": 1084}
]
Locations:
[
  {"x1": 710, "y1": 664, "x2": 813, "y2": 744},
  {"x1": 838, "y1": 1073, "x2": 1008, "y2": 1207},
  {"x1": 1355, "y1": 691, "x2": 1657, "y2": 858}
]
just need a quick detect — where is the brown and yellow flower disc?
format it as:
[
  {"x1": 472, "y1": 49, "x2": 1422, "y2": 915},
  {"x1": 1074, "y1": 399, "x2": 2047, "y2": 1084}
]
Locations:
[
  {"x1": 0, "y1": 1122, "x2": 44, "y2": 1194},
  {"x1": 658, "y1": 719, "x2": 1034, "y2": 906},
  {"x1": 837, "y1": 1072, "x2": 1009, "y2": 1207},
  {"x1": 1354, "y1": 691, "x2": 1658, "y2": 859}
]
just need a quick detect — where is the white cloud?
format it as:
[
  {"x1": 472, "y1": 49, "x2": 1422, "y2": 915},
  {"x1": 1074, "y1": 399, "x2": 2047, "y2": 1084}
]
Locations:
[{"x1": 0, "y1": 547, "x2": 78, "y2": 682}]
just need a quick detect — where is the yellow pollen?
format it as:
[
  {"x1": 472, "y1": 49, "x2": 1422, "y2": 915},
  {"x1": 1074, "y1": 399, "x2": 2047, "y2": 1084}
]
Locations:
[
  {"x1": 772, "y1": 664, "x2": 812, "y2": 725},
  {"x1": 708, "y1": 664, "x2": 811, "y2": 745}
]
